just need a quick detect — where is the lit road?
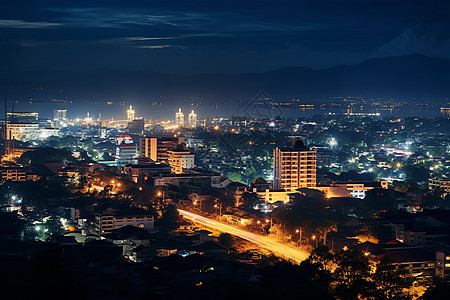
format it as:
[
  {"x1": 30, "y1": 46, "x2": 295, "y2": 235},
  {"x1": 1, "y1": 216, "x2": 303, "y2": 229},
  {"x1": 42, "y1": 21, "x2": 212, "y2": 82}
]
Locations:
[{"x1": 178, "y1": 209, "x2": 310, "y2": 264}]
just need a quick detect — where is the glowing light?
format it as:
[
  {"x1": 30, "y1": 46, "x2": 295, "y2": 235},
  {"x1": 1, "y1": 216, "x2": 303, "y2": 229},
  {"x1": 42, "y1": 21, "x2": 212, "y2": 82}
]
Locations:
[
  {"x1": 343, "y1": 246, "x2": 348, "y2": 251},
  {"x1": 139, "y1": 187, "x2": 143, "y2": 191},
  {"x1": 295, "y1": 229, "x2": 300, "y2": 233},
  {"x1": 157, "y1": 192, "x2": 162, "y2": 196},
  {"x1": 214, "y1": 125, "x2": 219, "y2": 130},
  {"x1": 396, "y1": 163, "x2": 401, "y2": 168},
  {"x1": 364, "y1": 252, "x2": 370, "y2": 256},
  {"x1": 35, "y1": 226, "x2": 41, "y2": 231},
  {"x1": 312, "y1": 235, "x2": 316, "y2": 240},
  {"x1": 111, "y1": 180, "x2": 115, "y2": 184}
]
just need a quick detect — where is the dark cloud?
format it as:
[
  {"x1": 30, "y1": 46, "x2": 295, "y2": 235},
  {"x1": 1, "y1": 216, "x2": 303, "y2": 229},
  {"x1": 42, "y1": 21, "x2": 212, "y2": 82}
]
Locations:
[{"x1": 0, "y1": 0, "x2": 448, "y2": 73}]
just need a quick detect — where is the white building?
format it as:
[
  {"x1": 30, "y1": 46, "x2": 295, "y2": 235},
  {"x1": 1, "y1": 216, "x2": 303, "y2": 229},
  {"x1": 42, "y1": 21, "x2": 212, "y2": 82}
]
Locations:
[
  {"x1": 167, "y1": 143, "x2": 195, "y2": 174},
  {"x1": 127, "y1": 105, "x2": 135, "y2": 122},
  {"x1": 116, "y1": 135, "x2": 137, "y2": 166},
  {"x1": 175, "y1": 108, "x2": 184, "y2": 127},
  {"x1": 53, "y1": 109, "x2": 67, "y2": 122},
  {"x1": 6, "y1": 123, "x2": 40, "y2": 141},
  {"x1": 188, "y1": 110, "x2": 197, "y2": 128}
]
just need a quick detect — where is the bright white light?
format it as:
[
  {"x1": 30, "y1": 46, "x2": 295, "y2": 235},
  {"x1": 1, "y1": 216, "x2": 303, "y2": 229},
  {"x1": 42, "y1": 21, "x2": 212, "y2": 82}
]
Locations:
[{"x1": 35, "y1": 226, "x2": 41, "y2": 231}]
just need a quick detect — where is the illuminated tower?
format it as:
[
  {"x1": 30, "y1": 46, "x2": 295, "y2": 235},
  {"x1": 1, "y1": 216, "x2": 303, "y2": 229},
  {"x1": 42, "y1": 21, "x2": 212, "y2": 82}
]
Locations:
[
  {"x1": 175, "y1": 108, "x2": 184, "y2": 127},
  {"x1": 188, "y1": 110, "x2": 197, "y2": 128},
  {"x1": 127, "y1": 105, "x2": 135, "y2": 122},
  {"x1": 273, "y1": 138, "x2": 316, "y2": 192}
]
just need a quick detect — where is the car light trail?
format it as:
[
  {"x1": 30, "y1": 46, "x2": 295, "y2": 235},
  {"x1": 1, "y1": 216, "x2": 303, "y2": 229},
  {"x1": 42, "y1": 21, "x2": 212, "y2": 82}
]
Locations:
[{"x1": 178, "y1": 209, "x2": 310, "y2": 264}]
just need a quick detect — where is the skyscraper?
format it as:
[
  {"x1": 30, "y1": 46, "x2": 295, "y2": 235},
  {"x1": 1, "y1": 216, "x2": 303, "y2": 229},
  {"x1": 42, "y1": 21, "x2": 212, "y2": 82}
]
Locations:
[
  {"x1": 188, "y1": 110, "x2": 197, "y2": 128},
  {"x1": 53, "y1": 109, "x2": 67, "y2": 122},
  {"x1": 175, "y1": 108, "x2": 184, "y2": 127},
  {"x1": 127, "y1": 105, "x2": 135, "y2": 122},
  {"x1": 273, "y1": 138, "x2": 317, "y2": 192}
]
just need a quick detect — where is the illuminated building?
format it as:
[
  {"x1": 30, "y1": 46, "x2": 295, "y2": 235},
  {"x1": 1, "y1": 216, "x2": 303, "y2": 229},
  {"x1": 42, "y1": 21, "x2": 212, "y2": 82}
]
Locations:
[
  {"x1": 167, "y1": 143, "x2": 195, "y2": 174},
  {"x1": 175, "y1": 108, "x2": 184, "y2": 127},
  {"x1": 95, "y1": 207, "x2": 154, "y2": 235},
  {"x1": 188, "y1": 110, "x2": 197, "y2": 128},
  {"x1": 7, "y1": 112, "x2": 39, "y2": 124},
  {"x1": 116, "y1": 135, "x2": 137, "y2": 166},
  {"x1": 53, "y1": 109, "x2": 67, "y2": 122},
  {"x1": 429, "y1": 178, "x2": 450, "y2": 193},
  {"x1": 6, "y1": 123, "x2": 40, "y2": 141},
  {"x1": 127, "y1": 105, "x2": 135, "y2": 122},
  {"x1": 441, "y1": 107, "x2": 450, "y2": 118},
  {"x1": 273, "y1": 138, "x2": 317, "y2": 192},
  {"x1": 139, "y1": 135, "x2": 184, "y2": 162}
]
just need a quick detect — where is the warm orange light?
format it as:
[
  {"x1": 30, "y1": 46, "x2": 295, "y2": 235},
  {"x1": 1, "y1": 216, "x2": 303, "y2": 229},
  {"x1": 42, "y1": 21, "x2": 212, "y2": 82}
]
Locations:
[
  {"x1": 265, "y1": 219, "x2": 270, "y2": 223},
  {"x1": 157, "y1": 192, "x2": 162, "y2": 196},
  {"x1": 111, "y1": 180, "x2": 115, "y2": 184},
  {"x1": 68, "y1": 225, "x2": 76, "y2": 232},
  {"x1": 343, "y1": 246, "x2": 348, "y2": 251},
  {"x1": 364, "y1": 252, "x2": 370, "y2": 256},
  {"x1": 312, "y1": 235, "x2": 316, "y2": 240},
  {"x1": 257, "y1": 220, "x2": 261, "y2": 224},
  {"x1": 139, "y1": 187, "x2": 142, "y2": 191},
  {"x1": 295, "y1": 229, "x2": 300, "y2": 233},
  {"x1": 214, "y1": 125, "x2": 219, "y2": 130},
  {"x1": 117, "y1": 183, "x2": 121, "y2": 187},
  {"x1": 327, "y1": 194, "x2": 331, "y2": 199}
]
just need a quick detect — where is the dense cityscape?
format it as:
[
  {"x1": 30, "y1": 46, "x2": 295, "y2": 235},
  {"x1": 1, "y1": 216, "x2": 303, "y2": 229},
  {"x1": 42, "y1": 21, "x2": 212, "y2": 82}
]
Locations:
[{"x1": 1, "y1": 1, "x2": 450, "y2": 299}]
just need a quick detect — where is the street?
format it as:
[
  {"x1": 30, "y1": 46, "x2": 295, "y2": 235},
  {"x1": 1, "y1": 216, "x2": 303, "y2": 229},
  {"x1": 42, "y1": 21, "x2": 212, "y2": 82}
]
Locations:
[{"x1": 178, "y1": 209, "x2": 310, "y2": 264}]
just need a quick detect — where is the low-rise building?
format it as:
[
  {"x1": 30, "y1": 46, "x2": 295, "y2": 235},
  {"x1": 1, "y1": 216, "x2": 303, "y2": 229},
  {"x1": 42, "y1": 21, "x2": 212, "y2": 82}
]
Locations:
[
  {"x1": 95, "y1": 207, "x2": 155, "y2": 235},
  {"x1": 429, "y1": 178, "x2": 450, "y2": 193}
]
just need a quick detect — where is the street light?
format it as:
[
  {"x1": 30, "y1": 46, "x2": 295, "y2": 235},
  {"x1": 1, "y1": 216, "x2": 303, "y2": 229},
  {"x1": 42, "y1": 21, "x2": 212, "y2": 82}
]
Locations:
[{"x1": 312, "y1": 235, "x2": 318, "y2": 248}]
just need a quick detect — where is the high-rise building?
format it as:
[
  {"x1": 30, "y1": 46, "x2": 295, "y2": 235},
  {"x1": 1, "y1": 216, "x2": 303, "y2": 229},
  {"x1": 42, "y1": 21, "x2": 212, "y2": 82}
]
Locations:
[
  {"x1": 273, "y1": 138, "x2": 317, "y2": 192},
  {"x1": 139, "y1": 135, "x2": 184, "y2": 162},
  {"x1": 188, "y1": 110, "x2": 197, "y2": 128},
  {"x1": 116, "y1": 135, "x2": 138, "y2": 166},
  {"x1": 167, "y1": 143, "x2": 195, "y2": 174},
  {"x1": 127, "y1": 105, "x2": 135, "y2": 122},
  {"x1": 53, "y1": 109, "x2": 67, "y2": 122},
  {"x1": 175, "y1": 108, "x2": 184, "y2": 127}
]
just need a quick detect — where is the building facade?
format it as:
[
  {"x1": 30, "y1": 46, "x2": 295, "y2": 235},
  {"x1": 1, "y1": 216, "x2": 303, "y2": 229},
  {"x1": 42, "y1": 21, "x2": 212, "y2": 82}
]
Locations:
[
  {"x1": 175, "y1": 108, "x2": 184, "y2": 127},
  {"x1": 273, "y1": 138, "x2": 317, "y2": 192},
  {"x1": 139, "y1": 135, "x2": 184, "y2": 162}
]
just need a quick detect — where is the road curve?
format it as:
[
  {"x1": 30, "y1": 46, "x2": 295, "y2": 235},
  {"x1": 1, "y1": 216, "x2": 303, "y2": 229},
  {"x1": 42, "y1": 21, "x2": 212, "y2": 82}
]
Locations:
[{"x1": 178, "y1": 209, "x2": 310, "y2": 264}]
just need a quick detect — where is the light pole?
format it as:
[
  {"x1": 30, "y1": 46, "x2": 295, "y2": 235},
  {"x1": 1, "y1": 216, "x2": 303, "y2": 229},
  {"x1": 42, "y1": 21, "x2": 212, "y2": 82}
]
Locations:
[
  {"x1": 296, "y1": 228, "x2": 302, "y2": 247},
  {"x1": 312, "y1": 235, "x2": 318, "y2": 248}
]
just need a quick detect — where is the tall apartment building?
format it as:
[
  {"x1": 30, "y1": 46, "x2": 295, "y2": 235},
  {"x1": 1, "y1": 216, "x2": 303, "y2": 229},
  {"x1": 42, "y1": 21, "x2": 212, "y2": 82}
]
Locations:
[
  {"x1": 175, "y1": 108, "x2": 184, "y2": 127},
  {"x1": 139, "y1": 135, "x2": 184, "y2": 162},
  {"x1": 116, "y1": 135, "x2": 137, "y2": 166},
  {"x1": 167, "y1": 143, "x2": 195, "y2": 174},
  {"x1": 53, "y1": 109, "x2": 67, "y2": 122},
  {"x1": 127, "y1": 105, "x2": 135, "y2": 122},
  {"x1": 273, "y1": 138, "x2": 317, "y2": 192}
]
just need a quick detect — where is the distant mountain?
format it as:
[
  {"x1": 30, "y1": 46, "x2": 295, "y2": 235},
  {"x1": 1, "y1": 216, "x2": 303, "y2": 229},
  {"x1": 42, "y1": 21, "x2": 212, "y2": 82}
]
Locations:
[{"x1": 1, "y1": 54, "x2": 449, "y2": 102}]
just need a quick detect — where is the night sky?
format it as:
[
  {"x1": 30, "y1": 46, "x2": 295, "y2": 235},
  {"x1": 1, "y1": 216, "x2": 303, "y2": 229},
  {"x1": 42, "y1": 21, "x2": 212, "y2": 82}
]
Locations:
[{"x1": 0, "y1": 0, "x2": 449, "y2": 74}]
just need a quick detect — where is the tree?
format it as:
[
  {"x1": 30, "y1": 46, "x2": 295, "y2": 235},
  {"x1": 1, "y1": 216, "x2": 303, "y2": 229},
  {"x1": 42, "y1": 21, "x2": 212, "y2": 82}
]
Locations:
[
  {"x1": 218, "y1": 233, "x2": 235, "y2": 249},
  {"x1": 160, "y1": 204, "x2": 181, "y2": 228},
  {"x1": 316, "y1": 219, "x2": 337, "y2": 246},
  {"x1": 227, "y1": 171, "x2": 242, "y2": 182}
]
